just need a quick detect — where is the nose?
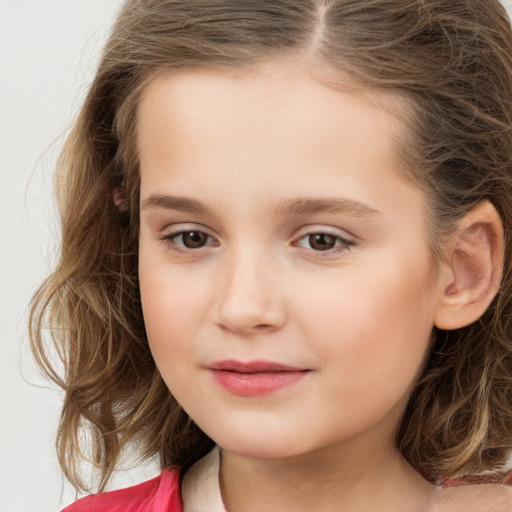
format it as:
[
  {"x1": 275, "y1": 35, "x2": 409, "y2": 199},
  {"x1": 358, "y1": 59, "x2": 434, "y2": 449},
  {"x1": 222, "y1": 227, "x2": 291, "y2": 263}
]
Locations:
[{"x1": 214, "y1": 247, "x2": 287, "y2": 335}]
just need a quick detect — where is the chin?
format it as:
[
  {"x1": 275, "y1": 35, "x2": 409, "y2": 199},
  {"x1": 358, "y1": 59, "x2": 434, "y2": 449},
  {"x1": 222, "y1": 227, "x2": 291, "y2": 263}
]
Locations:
[
  {"x1": 204, "y1": 424, "x2": 312, "y2": 460},
  {"x1": 220, "y1": 441, "x2": 302, "y2": 460}
]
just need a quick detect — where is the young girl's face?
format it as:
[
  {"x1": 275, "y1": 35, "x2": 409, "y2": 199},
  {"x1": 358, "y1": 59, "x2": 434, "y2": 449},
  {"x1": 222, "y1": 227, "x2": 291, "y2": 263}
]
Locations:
[{"x1": 137, "y1": 60, "x2": 447, "y2": 460}]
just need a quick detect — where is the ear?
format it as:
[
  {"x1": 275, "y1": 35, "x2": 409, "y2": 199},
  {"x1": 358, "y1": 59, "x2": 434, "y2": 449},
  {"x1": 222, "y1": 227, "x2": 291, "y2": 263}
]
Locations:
[
  {"x1": 113, "y1": 186, "x2": 129, "y2": 214},
  {"x1": 434, "y1": 201, "x2": 504, "y2": 330}
]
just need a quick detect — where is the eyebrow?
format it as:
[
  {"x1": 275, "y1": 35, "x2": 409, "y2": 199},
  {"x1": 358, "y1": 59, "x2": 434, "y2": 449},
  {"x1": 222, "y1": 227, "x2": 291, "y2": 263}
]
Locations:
[
  {"x1": 141, "y1": 193, "x2": 381, "y2": 219},
  {"x1": 274, "y1": 197, "x2": 381, "y2": 219},
  {"x1": 141, "y1": 194, "x2": 209, "y2": 214}
]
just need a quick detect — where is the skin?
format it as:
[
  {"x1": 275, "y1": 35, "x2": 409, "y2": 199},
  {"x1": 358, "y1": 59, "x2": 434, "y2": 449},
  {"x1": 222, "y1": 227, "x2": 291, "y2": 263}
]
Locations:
[{"x1": 136, "y1": 60, "x2": 511, "y2": 511}]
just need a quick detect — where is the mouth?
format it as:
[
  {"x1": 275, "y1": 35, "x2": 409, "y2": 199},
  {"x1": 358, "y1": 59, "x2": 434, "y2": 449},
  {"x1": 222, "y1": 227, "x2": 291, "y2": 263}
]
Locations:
[{"x1": 207, "y1": 360, "x2": 311, "y2": 396}]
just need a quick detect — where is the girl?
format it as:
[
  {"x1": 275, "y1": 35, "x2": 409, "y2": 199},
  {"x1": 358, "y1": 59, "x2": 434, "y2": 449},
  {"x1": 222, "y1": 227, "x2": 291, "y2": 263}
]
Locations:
[{"x1": 30, "y1": 0, "x2": 512, "y2": 510}]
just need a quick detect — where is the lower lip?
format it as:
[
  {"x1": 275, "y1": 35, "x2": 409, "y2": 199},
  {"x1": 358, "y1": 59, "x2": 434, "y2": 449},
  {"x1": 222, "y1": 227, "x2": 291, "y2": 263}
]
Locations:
[{"x1": 210, "y1": 370, "x2": 308, "y2": 396}]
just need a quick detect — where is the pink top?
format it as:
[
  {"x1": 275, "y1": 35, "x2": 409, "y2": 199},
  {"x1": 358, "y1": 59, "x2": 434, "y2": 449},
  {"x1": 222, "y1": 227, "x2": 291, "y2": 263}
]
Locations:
[{"x1": 61, "y1": 469, "x2": 183, "y2": 512}]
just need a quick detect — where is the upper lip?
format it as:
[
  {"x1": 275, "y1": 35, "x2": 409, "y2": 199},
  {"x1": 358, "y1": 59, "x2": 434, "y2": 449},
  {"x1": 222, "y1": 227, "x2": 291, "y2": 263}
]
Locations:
[{"x1": 207, "y1": 360, "x2": 307, "y2": 373}]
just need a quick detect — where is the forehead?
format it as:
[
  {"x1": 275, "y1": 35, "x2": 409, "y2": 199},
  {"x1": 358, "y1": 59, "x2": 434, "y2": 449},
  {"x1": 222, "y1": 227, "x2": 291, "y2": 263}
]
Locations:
[
  {"x1": 137, "y1": 60, "x2": 410, "y2": 167},
  {"x1": 135, "y1": 60, "x2": 422, "y2": 216},
  {"x1": 140, "y1": 59, "x2": 408, "y2": 128}
]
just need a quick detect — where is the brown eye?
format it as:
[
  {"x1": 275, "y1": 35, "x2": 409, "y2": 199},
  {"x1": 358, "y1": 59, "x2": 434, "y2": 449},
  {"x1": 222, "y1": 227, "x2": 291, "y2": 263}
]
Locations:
[
  {"x1": 180, "y1": 231, "x2": 209, "y2": 248},
  {"x1": 296, "y1": 231, "x2": 353, "y2": 254},
  {"x1": 308, "y1": 233, "x2": 337, "y2": 251}
]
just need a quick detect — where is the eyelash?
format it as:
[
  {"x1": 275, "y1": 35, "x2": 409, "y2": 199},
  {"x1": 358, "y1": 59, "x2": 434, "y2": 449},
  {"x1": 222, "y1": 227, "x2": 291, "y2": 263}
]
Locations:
[
  {"x1": 294, "y1": 231, "x2": 354, "y2": 255},
  {"x1": 161, "y1": 229, "x2": 355, "y2": 257},
  {"x1": 161, "y1": 230, "x2": 218, "y2": 255}
]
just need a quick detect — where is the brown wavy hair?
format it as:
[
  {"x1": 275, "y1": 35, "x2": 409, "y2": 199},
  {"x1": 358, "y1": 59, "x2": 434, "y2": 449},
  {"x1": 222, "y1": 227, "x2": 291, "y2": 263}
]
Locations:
[{"x1": 30, "y1": 0, "x2": 512, "y2": 493}]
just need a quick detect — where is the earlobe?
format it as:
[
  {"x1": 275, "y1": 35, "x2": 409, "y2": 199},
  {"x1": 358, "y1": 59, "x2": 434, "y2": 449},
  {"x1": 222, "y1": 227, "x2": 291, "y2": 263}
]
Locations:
[{"x1": 434, "y1": 201, "x2": 504, "y2": 330}]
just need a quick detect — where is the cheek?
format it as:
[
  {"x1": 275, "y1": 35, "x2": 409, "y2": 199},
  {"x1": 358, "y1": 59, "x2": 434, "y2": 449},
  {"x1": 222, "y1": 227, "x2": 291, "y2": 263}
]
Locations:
[
  {"x1": 138, "y1": 253, "x2": 210, "y2": 368},
  {"x1": 293, "y1": 254, "x2": 436, "y2": 393}
]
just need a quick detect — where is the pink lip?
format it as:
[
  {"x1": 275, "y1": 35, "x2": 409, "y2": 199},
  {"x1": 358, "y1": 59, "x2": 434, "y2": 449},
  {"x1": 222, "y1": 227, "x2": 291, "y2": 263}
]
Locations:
[{"x1": 207, "y1": 360, "x2": 310, "y2": 397}]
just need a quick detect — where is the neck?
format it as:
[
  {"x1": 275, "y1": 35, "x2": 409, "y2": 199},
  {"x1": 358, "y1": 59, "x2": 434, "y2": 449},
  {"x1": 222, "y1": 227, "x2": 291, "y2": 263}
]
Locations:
[{"x1": 219, "y1": 439, "x2": 435, "y2": 512}]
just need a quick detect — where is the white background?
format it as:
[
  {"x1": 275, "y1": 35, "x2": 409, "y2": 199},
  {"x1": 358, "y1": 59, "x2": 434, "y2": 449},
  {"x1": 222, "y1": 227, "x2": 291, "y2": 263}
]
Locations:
[{"x1": 1, "y1": 1, "x2": 511, "y2": 511}]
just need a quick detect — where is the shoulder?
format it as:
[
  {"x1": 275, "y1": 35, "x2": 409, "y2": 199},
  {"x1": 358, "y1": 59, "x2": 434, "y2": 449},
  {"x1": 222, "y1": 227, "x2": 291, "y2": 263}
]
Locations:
[
  {"x1": 61, "y1": 469, "x2": 183, "y2": 512},
  {"x1": 432, "y1": 483, "x2": 512, "y2": 512}
]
